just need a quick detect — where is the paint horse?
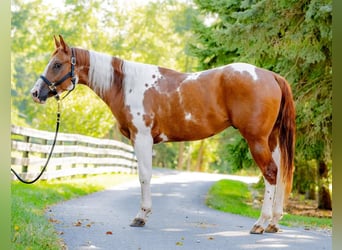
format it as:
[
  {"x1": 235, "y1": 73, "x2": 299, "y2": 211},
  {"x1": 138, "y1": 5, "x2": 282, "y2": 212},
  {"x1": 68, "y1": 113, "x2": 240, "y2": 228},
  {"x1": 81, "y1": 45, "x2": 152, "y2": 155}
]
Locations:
[{"x1": 31, "y1": 35, "x2": 295, "y2": 234}]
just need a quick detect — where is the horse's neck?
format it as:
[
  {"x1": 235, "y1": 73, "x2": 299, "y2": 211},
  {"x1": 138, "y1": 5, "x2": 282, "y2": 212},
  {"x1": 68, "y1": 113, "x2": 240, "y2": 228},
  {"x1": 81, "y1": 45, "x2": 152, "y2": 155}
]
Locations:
[
  {"x1": 75, "y1": 48, "x2": 122, "y2": 96},
  {"x1": 73, "y1": 48, "x2": 91, "y2": 85},
  {"x1": 74, "y1": 48, "x2": 128, "y2": 123}
]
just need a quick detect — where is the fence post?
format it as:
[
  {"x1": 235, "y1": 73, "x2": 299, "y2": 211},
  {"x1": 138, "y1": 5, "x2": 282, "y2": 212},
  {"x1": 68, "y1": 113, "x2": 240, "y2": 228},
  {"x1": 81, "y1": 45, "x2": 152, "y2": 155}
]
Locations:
[
  {"x1": 72, "y1": 140, "x2": 77, "y2": 169},
  {"x1": 56, "y1": 140, "x2": 63, "y2": 171},
  {"x1": 42, "y1": 139, "x2": 48, "y2": 159},
  {"x1": 82, "y1": 142, "x2": 88, "y2": 178},
  {"x1": 84, "y1": 142, "x2": 89, "y2": 169},
  {"x1": 22, "y1": 135, "x2": 29, "y2": 174}
]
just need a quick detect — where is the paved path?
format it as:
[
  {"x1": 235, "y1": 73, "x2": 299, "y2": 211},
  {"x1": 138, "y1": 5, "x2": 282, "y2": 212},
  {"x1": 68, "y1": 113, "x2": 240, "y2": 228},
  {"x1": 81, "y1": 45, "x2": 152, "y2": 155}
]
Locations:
[{"x1": 47, "y1": 169, "x2": 332, "y2": 250}]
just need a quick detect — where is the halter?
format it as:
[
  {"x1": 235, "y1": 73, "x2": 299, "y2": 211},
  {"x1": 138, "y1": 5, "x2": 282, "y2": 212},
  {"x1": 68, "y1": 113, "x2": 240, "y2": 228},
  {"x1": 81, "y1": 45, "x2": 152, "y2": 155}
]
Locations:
[{"x1": 40, "y1": 48, "x2": 77, "y2": 100}]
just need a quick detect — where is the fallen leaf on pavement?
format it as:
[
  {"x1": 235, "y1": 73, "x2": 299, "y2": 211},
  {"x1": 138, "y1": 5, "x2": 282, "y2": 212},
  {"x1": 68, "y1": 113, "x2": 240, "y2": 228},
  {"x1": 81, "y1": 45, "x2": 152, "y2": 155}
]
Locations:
[{"x1": 73, "y1": 221, "x2": 82, "y2": 227}]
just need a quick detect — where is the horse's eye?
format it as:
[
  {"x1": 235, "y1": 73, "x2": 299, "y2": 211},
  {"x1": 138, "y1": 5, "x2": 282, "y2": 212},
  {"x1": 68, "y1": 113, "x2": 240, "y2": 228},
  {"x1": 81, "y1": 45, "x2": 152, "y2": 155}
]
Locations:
[{"x1": 53, "y1": 62, "x2": 62, "y2": 70}]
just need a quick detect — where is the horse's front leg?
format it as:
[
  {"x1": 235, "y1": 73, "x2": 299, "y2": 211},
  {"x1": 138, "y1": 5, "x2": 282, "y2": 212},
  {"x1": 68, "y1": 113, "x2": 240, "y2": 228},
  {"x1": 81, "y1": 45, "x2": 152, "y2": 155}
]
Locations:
[{"x1": 130, "y1": 133, "x2": 153, "y2": 227}]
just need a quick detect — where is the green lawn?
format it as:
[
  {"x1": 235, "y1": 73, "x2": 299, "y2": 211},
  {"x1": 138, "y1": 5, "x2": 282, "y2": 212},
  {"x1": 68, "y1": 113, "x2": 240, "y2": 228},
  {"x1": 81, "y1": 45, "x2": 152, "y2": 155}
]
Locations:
[
  {"x1": 206, "y1": 179, "x2": 332, "y2": 230},
  {"x1": 11, "y1": 173, "x2": 137, "y2": 250}
]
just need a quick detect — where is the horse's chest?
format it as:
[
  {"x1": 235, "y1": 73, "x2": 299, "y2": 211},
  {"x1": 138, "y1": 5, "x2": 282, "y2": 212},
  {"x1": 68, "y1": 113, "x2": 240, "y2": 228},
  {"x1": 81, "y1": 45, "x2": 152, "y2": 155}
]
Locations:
[{"x1": 122, "y1": 62, "x2": 162, "y2": 132}]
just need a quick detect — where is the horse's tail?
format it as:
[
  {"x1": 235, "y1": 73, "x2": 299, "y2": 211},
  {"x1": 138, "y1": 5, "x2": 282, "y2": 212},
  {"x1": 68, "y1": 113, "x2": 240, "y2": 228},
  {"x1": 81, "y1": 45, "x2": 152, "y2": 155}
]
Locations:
[{"x1": 273, "y1": 73, "x2": 296, "y2": 201}]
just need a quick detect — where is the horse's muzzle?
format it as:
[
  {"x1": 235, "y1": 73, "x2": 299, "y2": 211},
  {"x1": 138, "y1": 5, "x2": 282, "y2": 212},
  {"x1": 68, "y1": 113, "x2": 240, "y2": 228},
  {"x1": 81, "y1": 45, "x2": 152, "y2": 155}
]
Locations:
[
  {"x1": 31, "y1": 87, "x2": 48, "y2": 104},
  {"x1": 31, "y1": 89, "x2": 41, "y2": 103}
]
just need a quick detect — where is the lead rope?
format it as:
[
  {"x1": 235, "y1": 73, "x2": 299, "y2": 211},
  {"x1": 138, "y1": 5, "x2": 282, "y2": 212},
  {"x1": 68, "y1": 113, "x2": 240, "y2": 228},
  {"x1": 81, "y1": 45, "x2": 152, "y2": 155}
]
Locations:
[{"x1": 11, "y1": 100, "x2": 61, "y2": 184}]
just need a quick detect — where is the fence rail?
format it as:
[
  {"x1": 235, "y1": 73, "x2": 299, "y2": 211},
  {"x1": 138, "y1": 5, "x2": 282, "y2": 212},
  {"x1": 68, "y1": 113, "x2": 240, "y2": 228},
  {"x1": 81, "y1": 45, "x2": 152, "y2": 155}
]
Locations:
[{"x1": 11, "y1": 125, "x2": 137, "y2": 180}]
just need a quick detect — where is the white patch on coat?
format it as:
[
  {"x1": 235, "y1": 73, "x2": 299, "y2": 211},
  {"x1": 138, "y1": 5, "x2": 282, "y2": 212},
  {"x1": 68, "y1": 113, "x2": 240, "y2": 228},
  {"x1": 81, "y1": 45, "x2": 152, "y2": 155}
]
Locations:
[
  {"x1": 185, "y1": 72, "x2": 201, "y2": 81},
  {"x1": 122, "y1": 61, "x2": 162, "y2": 137},
  {"x1": 253, "y1": 177, "x2": 275, "y2": 228},
  {"x1": 88, "y1": 50, "x2": 114, "y2": 97},
  {"x1": 230, "y1": 63, "x2": 259, "y2": 81},
  {"x1": 185, "y1": 112, "x2": 192, "y2": 121},
  {"x1": 271, "y1": 145, "x2": 285, "y2": 225},
  {"x1": 272, "y1": 145, "x2": 281, "y2": 170},
  {"x1": 123, "y1": 60, "x2": 162, "y2": 108},
  {"x1": 159, "y1": 133, "x2": 169, "y2": 142},
  {"x1": 253, "y1": 144, "x2": 283, "y2": 228},
  {"x1": 133, "y1": 133, "x2": 153, "y2": 214}
]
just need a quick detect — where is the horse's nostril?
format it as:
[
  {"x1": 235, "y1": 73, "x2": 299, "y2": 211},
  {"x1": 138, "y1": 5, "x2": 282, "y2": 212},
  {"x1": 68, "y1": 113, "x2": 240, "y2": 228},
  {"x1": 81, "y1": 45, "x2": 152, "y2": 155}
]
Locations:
[{"x1": 32, "y1": 90, "x2": 38, "y2": 98}]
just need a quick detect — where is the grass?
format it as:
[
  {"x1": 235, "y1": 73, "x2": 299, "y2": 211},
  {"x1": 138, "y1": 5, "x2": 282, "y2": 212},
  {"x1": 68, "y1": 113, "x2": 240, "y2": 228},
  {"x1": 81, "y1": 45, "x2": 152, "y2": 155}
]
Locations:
[
  {"x1": 11, "y1": 173, "x2": 137, "y2": 250},
  {"x1": 206, "y1": 179, "x2": 260, "y2": 218},
  {"x1": 206, "y1": 179, "x2": 332, "y2": 230}
]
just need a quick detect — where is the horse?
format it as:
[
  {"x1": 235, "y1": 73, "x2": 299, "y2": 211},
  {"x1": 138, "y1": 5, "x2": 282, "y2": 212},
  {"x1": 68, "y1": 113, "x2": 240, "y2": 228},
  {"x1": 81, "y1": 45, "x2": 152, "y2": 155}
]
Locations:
[{"x1": 31, "y1": 35, "x2": 295, "y2": 234}]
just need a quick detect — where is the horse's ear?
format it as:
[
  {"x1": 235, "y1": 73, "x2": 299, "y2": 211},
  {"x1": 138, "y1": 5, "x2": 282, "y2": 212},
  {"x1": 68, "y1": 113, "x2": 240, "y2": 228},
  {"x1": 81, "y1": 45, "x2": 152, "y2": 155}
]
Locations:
[
  {"x1": 58, "y1": 34, "x2": 69, "y2": 53},
  {"x1": 54, "y1": 35, "x2": 60, "y2": 48}
]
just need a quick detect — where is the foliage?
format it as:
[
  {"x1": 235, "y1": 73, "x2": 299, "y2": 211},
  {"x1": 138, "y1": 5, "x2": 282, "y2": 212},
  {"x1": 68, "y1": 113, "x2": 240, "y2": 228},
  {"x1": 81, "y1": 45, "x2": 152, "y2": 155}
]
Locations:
[
  {"x1": 11, "y1": 174, "x2": 137, "y2": 249},
  {"x1": 226, "y1": 135, "x2": 256, "y2": 171},
  {"x1": 30, "y1": 86, "x2": 115, "y2": 137},
  {"x1": 205, "y1": 128, "x2": 246, "y2": 173},
  {"x1": 153, "y1": 142, "x2": 179, "y2": 169},
  {"x1": 293, "y1": 159, "x2": 317, "y2": 195}
]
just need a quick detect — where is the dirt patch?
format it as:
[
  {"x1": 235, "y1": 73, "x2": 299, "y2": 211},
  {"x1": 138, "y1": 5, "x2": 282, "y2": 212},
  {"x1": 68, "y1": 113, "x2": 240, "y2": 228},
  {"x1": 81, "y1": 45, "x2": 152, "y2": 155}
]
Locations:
[{"x1": 285, "y1": 196, "x2": 332, "y2": 218}]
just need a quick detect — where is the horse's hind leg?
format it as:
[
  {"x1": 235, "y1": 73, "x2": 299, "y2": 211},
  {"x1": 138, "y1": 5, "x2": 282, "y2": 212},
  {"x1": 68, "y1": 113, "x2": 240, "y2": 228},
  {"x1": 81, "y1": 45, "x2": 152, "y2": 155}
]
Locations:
[
  {"x1": 244, "y1": 136, "x2": 278, "y2": 234},
  {"x1": 265, "y1": 143, "x2": 285, "y2": 233}
]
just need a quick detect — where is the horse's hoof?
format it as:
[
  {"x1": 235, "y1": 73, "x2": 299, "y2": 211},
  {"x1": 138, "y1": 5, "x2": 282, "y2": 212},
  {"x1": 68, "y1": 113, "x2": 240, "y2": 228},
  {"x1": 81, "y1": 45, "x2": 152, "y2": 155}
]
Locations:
[
  {"x1": 265, "y1": 224, "x2": 279, "y2": 233},
  {"x1": 130, "y1": 218, "x2": 146, "y2": 227},
  {"x1": 250, "y1": 224, "x2": 264, "y2": 234}
]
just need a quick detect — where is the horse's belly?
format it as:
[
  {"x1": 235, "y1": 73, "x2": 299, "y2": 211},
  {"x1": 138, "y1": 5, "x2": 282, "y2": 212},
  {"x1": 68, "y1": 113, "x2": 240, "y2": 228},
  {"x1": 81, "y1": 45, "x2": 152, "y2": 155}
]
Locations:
[{"x1": 152, "y1": 111, "x2": 230, "y2": 143}]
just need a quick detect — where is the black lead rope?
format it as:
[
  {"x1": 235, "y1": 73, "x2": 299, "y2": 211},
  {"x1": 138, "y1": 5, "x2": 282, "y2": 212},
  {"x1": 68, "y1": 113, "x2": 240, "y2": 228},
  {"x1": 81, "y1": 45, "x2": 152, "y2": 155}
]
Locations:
[{"x1": 11, "y1": 100, "x2": 61, "y2": 184}]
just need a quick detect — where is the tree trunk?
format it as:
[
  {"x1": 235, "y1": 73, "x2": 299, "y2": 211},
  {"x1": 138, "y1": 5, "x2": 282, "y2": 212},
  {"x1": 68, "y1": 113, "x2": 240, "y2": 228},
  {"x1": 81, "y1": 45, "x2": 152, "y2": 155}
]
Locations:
[
  {"x1": 186, "y1": 144, "x2": 192, "y2": 171},
  {"x1": 177, "y1": 142, "x2": 185, "y2": 170},
  {"x1": 195, "y1": 140, "x2": 205, "y2": 172},
  {"x1": 317, "y1": 160, "x2": 332, "y2": 210}
]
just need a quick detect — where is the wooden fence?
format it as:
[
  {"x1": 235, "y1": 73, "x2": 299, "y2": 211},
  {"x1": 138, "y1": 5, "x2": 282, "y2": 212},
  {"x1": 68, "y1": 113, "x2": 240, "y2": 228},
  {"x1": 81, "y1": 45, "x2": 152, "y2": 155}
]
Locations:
[{"x1": 11, "y1": 125, "x2": 137, "y2": 181}]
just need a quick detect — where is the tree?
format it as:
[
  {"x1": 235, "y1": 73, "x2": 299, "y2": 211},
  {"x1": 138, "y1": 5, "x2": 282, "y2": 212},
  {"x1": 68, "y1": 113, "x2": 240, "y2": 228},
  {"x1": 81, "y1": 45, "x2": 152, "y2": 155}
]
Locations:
[{"x1": 189, "y1": 0, "x2": 332, "y2": 208}]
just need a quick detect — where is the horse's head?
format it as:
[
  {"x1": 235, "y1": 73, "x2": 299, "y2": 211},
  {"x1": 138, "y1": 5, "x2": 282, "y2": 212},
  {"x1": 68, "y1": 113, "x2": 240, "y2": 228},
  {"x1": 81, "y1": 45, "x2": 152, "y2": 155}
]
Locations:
[{"x1": 31, "y1": 35, "x2": 77, "y2": 103}]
